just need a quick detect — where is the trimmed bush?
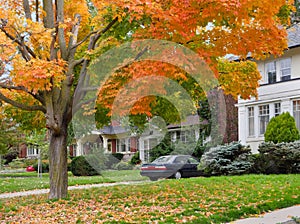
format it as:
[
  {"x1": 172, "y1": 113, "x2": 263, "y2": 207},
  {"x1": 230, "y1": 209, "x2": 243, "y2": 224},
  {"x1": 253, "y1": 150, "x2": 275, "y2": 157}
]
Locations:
[
  {"x1": 33, "y1": 161, "x2": 49, "y2": 173},
  {"x1": 254, "y1": 141, "x2": 300, "y2": 174},
  {"x1": 111, "y1": 153, "x2": 124, "y2": 161},
  {"x1": 105, "y1": 153, "x2": 124, "y2": 169},
  {"x1": 3, "y1": 148, "x2": 19, "y2": 164},
  {"x1": 112, "y1": 161, "x2": 133, "y2": 170},
  {"x1": 198, "y1": 142, "x2": 253, "y2": 176},
  {"x1": 265, "y1": 112, "x2": 300, "y2": 144},
  {"x1": 70, "y1": 154, "x2": 106, "y2": 176},
  {"x1": 130, "y1": 152, "x2": 141, "y2": 165}
]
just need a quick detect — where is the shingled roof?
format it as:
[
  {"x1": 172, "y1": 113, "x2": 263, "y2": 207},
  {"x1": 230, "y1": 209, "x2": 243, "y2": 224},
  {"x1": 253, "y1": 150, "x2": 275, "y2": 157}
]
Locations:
[{"x1": 287, "y1": 23, "x2": 300, "y2": 48}]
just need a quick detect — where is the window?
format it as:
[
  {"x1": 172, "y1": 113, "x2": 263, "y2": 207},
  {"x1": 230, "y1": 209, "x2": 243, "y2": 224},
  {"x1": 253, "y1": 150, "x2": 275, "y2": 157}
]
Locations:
[
  {"x1": 280, "y1": 58, "x2": 291, "y2": 81},
  {"x1": 248, "y1": 107, "x2": 254, "y2": 136},
  {"x1": 116, "y1": 139, "x2": 128, "y2": 152},
  {"x1": 266, "y1": 61, "x2": 276, "y2": 84},
  {"x1": 175, "y1": 130, "x2": 195, "y2": 143},
  {"x1": 259, "y1": 105, "x2": 269, "y2": 135},
  {"x1": 274, "y1": 103, "x2": 281, "y2": 117},
  {"x1": 293, "y1": 100, "x2": 300, "y2": 130},
  {"x1": 27, "y1": 145, "x2": 39, "y2": 157}
]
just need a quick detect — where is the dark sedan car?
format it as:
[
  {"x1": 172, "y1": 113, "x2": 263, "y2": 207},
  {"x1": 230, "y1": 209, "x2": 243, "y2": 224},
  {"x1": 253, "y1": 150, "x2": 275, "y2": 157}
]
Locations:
[{"x1": 140, "y1": 155, "x2": 201, "y2": 181}]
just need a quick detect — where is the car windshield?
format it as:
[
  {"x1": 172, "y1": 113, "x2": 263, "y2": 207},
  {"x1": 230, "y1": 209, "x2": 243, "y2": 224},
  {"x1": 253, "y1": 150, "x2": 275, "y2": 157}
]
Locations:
[{"x1": 152, "y1": 156, "x2": 173, "y2": 164}]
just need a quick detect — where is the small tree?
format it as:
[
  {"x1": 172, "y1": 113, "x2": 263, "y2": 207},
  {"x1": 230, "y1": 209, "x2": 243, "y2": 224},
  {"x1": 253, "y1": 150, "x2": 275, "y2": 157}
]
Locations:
[{"x1": 265, "y1": 112, "x2": 300, "y2": 144}]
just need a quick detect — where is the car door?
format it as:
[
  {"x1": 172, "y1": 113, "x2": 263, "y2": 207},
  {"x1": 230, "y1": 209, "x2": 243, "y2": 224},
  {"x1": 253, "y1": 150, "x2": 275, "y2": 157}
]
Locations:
[{"x1": 186, "y1": 156, "x2": 200, "y2": 177}]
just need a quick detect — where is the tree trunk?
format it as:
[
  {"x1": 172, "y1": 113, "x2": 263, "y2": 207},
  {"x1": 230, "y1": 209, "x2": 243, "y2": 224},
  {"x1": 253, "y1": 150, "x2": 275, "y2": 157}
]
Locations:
[{"x1": 48, "y1": 122, "x2": 68, "y2": 199}]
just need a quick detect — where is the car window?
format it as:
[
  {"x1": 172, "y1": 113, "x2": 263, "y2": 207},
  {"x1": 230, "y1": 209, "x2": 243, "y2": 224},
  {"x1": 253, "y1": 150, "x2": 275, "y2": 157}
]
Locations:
[
  {"x1": 174, "y1": 156, "x2": 188, "y2": 164},
  {"x1": 152, "y1": 156, "x2": 173, "y2": 163},
  {"x1": 188, "y1": 157, "x2": 199, "y2": 164}
]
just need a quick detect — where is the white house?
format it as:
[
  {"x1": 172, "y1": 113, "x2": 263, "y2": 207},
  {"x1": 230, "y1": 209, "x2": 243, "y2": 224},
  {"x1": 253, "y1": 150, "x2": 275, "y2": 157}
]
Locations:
[{"x1": 237, "y1": 24, "x2": 300, "y2": 153}]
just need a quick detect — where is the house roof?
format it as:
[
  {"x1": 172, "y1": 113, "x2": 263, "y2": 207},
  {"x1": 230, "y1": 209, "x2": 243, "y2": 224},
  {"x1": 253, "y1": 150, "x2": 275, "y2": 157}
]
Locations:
[
  {"x1": 97, "y1": 115, "x2": 201, "y2": 135},
  {"x1": 167, "y1": 115, "x2": 201, "y2": 129},
  {"x1": 98, "y1": 125, "x2": 130, "y2": 135},
  {"x1": 287, "y1": 23, "x2": 300, "y2": 48}
]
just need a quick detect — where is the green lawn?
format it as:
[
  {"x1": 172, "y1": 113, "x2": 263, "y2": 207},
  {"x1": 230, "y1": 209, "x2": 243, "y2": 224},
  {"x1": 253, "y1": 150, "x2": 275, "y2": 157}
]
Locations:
[
  {"x1": 0, "y1": 170, "x2": 147, "y2": 193},
  {"x1": 0, "y1": 174, "x2": 299, "y2": 223}
]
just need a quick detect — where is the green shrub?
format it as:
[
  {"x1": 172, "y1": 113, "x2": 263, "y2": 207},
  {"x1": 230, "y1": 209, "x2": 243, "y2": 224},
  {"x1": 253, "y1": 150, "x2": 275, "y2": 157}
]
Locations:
[
  {"x1": 265, "y1": 112, "x2": 300, "y2": 144},
  {"x1": 3, "y1": 148, "x2": 19, "y2": 164},
  {"x1": 254, "y1": 141, "x2": 300, "y2": 174},
  {"x1": 130, "y1": 152, "x2": 141, "y2": 165},
  {"x1": 9, "y1": 158, "x2": 27, "y2": 168},
  {"x1": 198, "y1": 142, "x2": 253, "y2": 176},
  {"x1": 149, "y1": 133, "x2": 174, "y2": 162},
  {"x1": 33, "y1": 162, "x2": 49, "y2": 173},
  {"x1": 111, "y1": 153, "x2": 124, "y2": 161},
  {"x1": 112, "y1": 161, "x2": 133, "y2": 170},
  {"x1": 70, "y1": 153, "x2": 106, "y2": 176},
  {"x1": 105, "y1": 153, "x2": 124, "y2": 169}
]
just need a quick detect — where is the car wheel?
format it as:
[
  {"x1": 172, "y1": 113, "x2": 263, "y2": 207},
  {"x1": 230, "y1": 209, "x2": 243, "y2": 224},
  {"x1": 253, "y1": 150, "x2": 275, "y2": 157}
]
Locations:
[
  {"x1": 174, "y1": 171, "x2": 182, "y2": 179},
  {"x1": 149, "y1": 177, "x2": 158, "y2": 181}
]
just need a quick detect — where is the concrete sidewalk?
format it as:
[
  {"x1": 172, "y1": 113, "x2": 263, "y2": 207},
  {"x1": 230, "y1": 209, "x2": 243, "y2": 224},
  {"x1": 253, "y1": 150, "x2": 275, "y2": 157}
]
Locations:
[{"x1": 230, "y1": 205, "x2": 300, "y2": 224}]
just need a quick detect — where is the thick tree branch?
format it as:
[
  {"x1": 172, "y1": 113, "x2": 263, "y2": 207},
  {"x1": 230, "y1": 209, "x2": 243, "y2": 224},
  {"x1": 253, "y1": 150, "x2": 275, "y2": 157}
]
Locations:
[
  {"x1": 23, "y1": 0, "x2": 32, "y2": 20},
  {"x1": 56, "y1": 0, "x2": 67, "y2": 60},
  {"x1": 68, "y1": 14, "x2": 81, "y2": 55},
  {"x1": 73, "y1": 17, "x2": 119, "y2": 104},
  {"x1": 43, "y1": 0, "x2": 55, "y2": 28},
  {"x1": 35, "y1": 0, "x2": 39, "y2": 22},
  {"x1": 0, "y1": 91, "x2": 46, "y2": 113},
  {"x1": 0, "y1": 83, "x2": 45, "y2": 105}
]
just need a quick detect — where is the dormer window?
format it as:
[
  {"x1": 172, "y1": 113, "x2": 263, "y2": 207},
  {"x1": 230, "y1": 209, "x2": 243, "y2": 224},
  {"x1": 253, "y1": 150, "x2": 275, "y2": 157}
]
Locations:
[
  {"x1": 280, "y1": 58, "x2": 291, "y2": 81},
  {"x1": 266, "y1": 61, "x2": 276, "y2": 84},
  {"x1": 265, "y1": 58, "x2": 291, "y2": 84}
]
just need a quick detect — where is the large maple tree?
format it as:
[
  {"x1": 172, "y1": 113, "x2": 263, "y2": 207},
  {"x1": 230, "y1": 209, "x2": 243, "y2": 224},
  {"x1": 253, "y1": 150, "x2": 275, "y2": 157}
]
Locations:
[{"x1": 0, "y1": 0, "x2": 293, "y2": 199}]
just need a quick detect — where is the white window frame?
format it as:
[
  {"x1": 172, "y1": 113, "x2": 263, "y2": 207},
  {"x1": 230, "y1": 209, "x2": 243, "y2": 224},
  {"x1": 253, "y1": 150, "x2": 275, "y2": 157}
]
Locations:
[
  {"x1": 280, "y1": 58, "x2": 291, "y2": 81},
  {"x1": 274, "y1": 102, "x2": 281, "y2": 117},
  {"x1": 266, "y1": 61, "x2": 276, "y2": 84},
  {"x1": 116, "y1": 138, "x2": 130, "y2": 153},
  {"x1": 293, "y1": 100, "x2": 300, "y2": 130},
  {"x1": 27, "y1": 145, "x2": 39, "y2": 157},
  {"x1": 265, "y1": 58, "x2": 292, "y2": 84},
  {"x1": 259, "y1": 105, "x2": 269, "y2": 135},
  {"x1": 248, "y1": 107, "x2": 255, "y2": 137}
]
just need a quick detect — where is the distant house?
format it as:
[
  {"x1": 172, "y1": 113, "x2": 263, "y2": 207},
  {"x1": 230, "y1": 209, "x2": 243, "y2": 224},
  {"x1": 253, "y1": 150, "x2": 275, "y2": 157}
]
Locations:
[
  {"x1": 237, "y1": 24, "x2": 300, "y2": 152},
  {"x1": 19, "y1": 143, "x2": 40, "y2": 159},
  {"x1": 73, "y1": 115, "x2": 203, "y2": 162}
]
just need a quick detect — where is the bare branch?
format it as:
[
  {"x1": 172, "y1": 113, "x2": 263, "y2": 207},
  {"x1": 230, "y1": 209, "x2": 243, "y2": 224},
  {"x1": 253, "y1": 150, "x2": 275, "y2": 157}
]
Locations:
[
  {"x1": 71, "y1": 17, "x2": 119, "y2": 50},
  {"x1": 70, "y1": 58, "x2": 84, "y2": 68},
  {"x1": 0, "y1": 26, "x2": 36, "y2": 59},
  {"x1": 0, "y1": 91, "x2": 46, "y2": 113},
  {"x1": 70, "y1": 30, "x2": 97, "y2": 50},
  {"x1": 0, "y1": 83, "x2": 45, "y2": 105},
  {"x1": 23, "y1": 0, "x2": 32, "y2": 20},
  {"x1": 67, "y1": 14, "x2": 81, "y2": 60},
  {"x1": 35, "y1": 0, "x2": 39, "y2": 22},
  {"x1": 72, "y1": 97, "x2": 96, "y2": 114}
]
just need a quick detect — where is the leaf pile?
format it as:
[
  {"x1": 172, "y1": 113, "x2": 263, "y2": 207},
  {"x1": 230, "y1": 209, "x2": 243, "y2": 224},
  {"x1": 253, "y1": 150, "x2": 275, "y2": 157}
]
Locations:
[{"x1": 1, "y1": 175, "x2": 299, "y2": 223}]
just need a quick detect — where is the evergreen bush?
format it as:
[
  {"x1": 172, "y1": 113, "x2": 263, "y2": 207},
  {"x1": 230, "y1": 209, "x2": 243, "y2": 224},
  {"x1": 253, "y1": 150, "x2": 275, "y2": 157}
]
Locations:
[
  {"x1": 254, "y1": 141, "x2": 300, "y2": 174},
  {"x1": 198, "y1": 142, "x2": 253, "y2": 176},
  {"x1": 113, "y1": 161, "x2": 133, "y2": 170},
  {"x1": 130, "y1": 152, "x2": 141, "y2": 165},
  {"x1": 33, "y1": 161, "x2": 49, "y2": 173},
  {"x1": 70, "y1": 153, "x2": 106, "y2": 176},
  {"x1": 265, "y1": 112, "x2": 300, "y2": 143},
  {"x1": 105, "y1": 153, "x2": 124, "y2": 169}
]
